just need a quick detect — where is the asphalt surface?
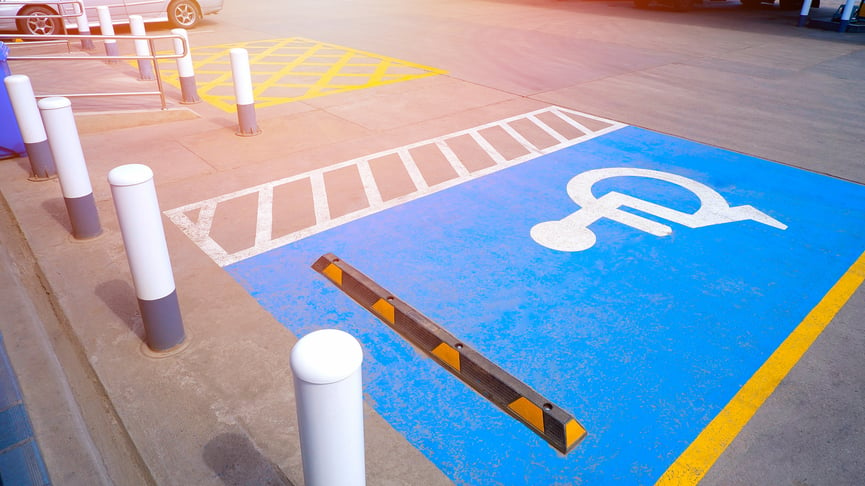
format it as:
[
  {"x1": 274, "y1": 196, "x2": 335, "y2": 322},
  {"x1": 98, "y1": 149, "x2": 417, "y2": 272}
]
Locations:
[{"x1": 1, "y1": 0, "x2": 864, "y2": 484}]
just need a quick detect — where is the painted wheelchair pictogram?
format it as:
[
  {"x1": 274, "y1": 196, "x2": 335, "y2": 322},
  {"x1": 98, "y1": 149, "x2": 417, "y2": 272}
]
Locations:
[{"x1": 530, "y1": 167, "x2": 788, "y2": 252}]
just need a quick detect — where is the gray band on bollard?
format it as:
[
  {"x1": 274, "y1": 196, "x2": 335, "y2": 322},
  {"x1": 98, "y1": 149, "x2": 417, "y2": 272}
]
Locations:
[
  {"x1": 105, "y1": 42, "x2": 120, "y2": 61},
  {"x1": 23, "y1": 140, "x2": 56, "y2": 180},
  {"x1": 138, "y1": 289, "x2": 186, "y2": 351},
  {"x1": 64, "y1": 193, "x2": 102, "y2": 239},
  {"x1": 137, "y1": 59, "x2": 155, "y2": 81},
  {"x1": 179, "y1": 76, "x2": 201, "y2": 104},
  {"x1": 236, "y1": 103, "x2": 261, "y2": 136}
]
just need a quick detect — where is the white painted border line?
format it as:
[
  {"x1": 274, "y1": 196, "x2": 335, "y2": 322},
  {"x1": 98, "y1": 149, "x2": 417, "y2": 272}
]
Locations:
[{"x1": 165, "y1": 106, "x2": 627, "y2": 267}]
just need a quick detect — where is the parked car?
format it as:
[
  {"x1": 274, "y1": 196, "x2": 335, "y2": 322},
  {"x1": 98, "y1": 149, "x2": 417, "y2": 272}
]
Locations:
[
  {"x1": 634, "y1": 0, "x2": 819, "y2": 11},
  {"x1": 0, "y1": 0, "x2": 224, "y2": 35}
]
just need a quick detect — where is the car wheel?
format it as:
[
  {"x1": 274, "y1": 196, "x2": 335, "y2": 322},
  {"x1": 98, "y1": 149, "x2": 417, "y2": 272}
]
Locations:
[
  {"x1": 168, "y1": 0, "x2": 201, "y2": 28},
  {"x1": 16, "y1": 5, "x2": 60, "y2": 36}
]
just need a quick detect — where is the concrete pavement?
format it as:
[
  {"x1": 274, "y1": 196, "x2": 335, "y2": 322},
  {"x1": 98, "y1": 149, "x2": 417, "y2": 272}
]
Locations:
[{"x1": 1, "y1": 0, "x2": 864, "y2": 484}]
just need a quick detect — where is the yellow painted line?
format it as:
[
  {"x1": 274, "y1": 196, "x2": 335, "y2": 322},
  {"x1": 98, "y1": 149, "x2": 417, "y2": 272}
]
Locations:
[
  {"x1": 656, "y1": 250, "x2": 865, "y2": 485},
  {"x1": 147, "y1": 37, "x2": 447, "y2": 113}
]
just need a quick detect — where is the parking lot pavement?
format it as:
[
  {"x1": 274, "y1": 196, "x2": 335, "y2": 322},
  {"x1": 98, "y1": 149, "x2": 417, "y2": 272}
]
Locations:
[{"x1": 1, "y1": 0, "x2": 864, "y2": 484}]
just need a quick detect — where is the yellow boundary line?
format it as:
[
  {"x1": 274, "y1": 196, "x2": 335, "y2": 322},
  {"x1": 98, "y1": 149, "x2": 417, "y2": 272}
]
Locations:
[{"x1": 656, "y1": 250, "x2": 865, "y2": 485}]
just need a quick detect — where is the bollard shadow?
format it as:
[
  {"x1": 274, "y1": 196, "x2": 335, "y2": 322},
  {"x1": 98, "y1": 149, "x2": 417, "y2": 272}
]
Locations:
[
  {"x1": 94, "y1": 279, "x2": 146, "y2": 341},
  {"x1": 41, "y1": 198, "x2": 73, "y2": 233},
  {"x1": 203, "y1": 432, "x2": 294, "y2": 486}
]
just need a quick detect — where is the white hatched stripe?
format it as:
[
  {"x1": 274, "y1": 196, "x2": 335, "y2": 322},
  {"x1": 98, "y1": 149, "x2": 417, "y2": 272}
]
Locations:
[
  {"x1": 255, "y1": 185, "x2": 273, "y2": 247},
  {"x1": 435, "y1": 140, "x2": 470, "y2": 178},
  {"x1": 398, "y1": 148, "x2": 429, "y2": 191},
  {"x1": 164, "y1": 106, "x2": 627, "y2": 266},
  {"x1": 527, "y1": 114, "x2": 569, "y2": 144},
  {"x1": 357, "y1": 158, "x2": 384, "y2": 207},
  {"x1": 310, "y1": 171, "x2": 330, "y2": 224}
]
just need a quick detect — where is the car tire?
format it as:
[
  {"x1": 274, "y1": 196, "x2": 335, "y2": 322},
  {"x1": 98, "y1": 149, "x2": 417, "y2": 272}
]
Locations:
[
  {"x1": 16, "y1": 5, "x2": 60, "y2": 36},
  {"x1": 168, "y1": 0, "x2": 201, "y2": 28}
]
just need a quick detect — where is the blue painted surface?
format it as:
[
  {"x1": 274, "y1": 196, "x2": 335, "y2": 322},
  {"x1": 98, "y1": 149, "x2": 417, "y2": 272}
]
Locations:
[
  {"x1": 0, "y1": 333, "x2": 51, "y2": 486},
  {"x1": 228, "y1": 127, "x2": 865, "y2": 485}
]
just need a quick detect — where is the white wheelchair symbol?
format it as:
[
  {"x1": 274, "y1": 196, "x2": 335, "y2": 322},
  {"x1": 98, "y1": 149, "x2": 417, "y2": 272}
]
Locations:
[{"x1": 530, "y1": 168, "x2": 787, "y2": 252}]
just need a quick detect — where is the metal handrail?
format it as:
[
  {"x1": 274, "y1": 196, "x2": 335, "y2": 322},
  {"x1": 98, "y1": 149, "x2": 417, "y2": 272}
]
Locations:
[{"x1": 1, "y1": 33, "x2": 189, "y2": 110}]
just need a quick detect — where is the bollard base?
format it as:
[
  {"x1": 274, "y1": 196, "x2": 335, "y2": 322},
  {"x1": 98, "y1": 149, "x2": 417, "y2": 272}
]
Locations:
[
  {"x1": 24, "y1": 140, "x2": 57, "y2": 180},
  {"x1": 136, "y1": 60, "x2": 156, "y2": 81},
  {"x1": 140, "y1": 330, "x2": 191, "y2": 359},
  {"x1": 139, "y1": 289, "x2": 186, "y2": 352},
  {"x1": 235, "y1": 103, "x2": 261, "y2": 137},
  {"x1": 179, "y1": 76, "x2": 202, "y2": 104},
  {"x1": 64, "y1": 193, "x2": 103, "y2": 240},
  {"x1": 27, "y1": 174, "x2": 58, "y2": 182}
]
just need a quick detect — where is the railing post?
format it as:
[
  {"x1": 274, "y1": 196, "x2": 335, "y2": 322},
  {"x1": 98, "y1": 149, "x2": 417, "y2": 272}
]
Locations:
[
  {"x1": 3, "y1": 74, "x2": 56, "y2": 180},
  {"x1": 171, "y1": 29, "x2": 200, "y2": 104},
  {"x1": 37, "y1": 97, "x2": 101, "y2": 239},
  {"x1": 129, "y1": 15, "x2": 155, "y2": 81},
  {"x1": 96, "y1": 6, "x2": 119, "y2": 63},
  {"x1": 229, "y1": 48, "x2": 261, "y2": 136},
  {"x1": 76, "y1": 5, "x2": 95, "y2": 50},
  {"x1": 108, "y1": 164, "x2": 186, "y2": 353},
  {"x1": 291, "y1": 329, "x2": 366, "y2": 486}
]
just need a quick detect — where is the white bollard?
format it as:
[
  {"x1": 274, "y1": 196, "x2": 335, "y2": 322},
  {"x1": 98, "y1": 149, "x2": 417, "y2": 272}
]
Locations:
[
  {"x1": 108, "y1": 164, "x2": 186, "y2": 352},
  {"x1": 839, "y1": 0, "x2": 857, "y2": 31},
  {"x1": 129, "y1": 15, "x2": 155, "y2": 81},
  {"x1": 229, "y1": 48, "x2": 261, "y2": 136},
  {"x1": 96, "y1": 6, "x2": 119, "y2": 62},
  {"x1": 37, "y1": 97, "x2": 101, "y2": 239},
  {"x1": 76, "y1": 5, "x2": 95, "y2": 50},
  {"x1": 172, "y1": 28, "x2": 200, "y2": 104},
  {"x1": 291, "y1": 329, "x2": 366, "y2": 486},
  {"x1": 797, "y1": 0, "x2": 813, "y2": 26},
  {"x1": 4, "y1": 75, "x2": 56, "y2": 179}
]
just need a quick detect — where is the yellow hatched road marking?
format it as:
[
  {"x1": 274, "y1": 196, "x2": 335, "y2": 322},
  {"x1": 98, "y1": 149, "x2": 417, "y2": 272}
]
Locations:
[
  {"x1": 149, "y1": 37, "x2": 447, "y2": 112},
  {"x1": 656, "y1": 250, "x2": 865, "y2": 485}
]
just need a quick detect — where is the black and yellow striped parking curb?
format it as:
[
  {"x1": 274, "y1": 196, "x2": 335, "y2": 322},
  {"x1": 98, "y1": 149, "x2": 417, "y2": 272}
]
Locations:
[{"x1": 312, "y1": 253, "x2": 587, "y2": 454}]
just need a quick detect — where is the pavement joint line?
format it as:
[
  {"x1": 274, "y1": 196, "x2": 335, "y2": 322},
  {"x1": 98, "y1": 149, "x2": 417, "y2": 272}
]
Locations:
[
  {"x1": 164, "y1": 106, "x2": 627, "y2": 267},
  {"x1": 311, "y1": 253, "x2": 588, "y2": 454}
]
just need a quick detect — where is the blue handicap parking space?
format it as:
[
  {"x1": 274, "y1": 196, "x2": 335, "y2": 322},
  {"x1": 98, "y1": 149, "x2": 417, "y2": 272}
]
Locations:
[{"x1": 228, "y1": 126, "x2": 865, "y2": 485}]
